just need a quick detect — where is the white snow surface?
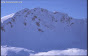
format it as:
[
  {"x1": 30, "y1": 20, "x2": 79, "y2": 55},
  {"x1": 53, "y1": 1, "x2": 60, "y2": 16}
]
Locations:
[
  {"x1": 1, "y1": 45, "x2": 87, "y2": 56},
  {"x1": 1, "y1": 13, "x2": 15, "y2": 23},
  {"x1": 30, "y1": 48, "x2": 87, "y2": 56}
]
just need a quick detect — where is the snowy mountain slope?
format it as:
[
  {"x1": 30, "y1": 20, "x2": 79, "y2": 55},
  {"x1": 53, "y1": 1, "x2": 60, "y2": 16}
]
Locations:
[
  {"x1": 1, "y1": 13, "x2": 14, "y2": 23},
  {"x1": 1, "y1": 8, "x2": 87, "y2": 52}
]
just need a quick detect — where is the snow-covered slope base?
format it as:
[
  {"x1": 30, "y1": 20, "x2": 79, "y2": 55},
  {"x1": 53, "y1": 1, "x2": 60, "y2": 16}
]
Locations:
[
  {"x1": 1, "y1": 8, "x2": 87, "y2": 53},
  {"x1": 1, "y1": 46, "x2": 87, "y2": 56}
]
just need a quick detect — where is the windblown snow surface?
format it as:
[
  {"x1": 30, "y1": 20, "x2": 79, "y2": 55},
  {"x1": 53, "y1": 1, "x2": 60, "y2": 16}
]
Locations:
[{"x1": 1, "y1": 8, "x2": 87, "y2": 56}]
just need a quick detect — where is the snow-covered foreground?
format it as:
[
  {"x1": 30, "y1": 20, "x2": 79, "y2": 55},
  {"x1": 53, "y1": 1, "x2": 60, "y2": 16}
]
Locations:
[
  {"x1": 1, "y1": 8, "x2": 87, "y2": 55},
  {"x1": 1, "y1": 45, "x2": 87, "y2": 56},
  {"x1": 1, "y1": 45, "x2": 34, "y2": 56}
]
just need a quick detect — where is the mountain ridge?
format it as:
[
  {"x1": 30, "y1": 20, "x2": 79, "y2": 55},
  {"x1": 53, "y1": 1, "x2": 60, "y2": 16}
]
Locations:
[{"x1": 1, "y1": 8, "x2": 85, "y2": 32}]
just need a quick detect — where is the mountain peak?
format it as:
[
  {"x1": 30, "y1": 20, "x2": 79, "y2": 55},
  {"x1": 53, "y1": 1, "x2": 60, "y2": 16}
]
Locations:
[{"x1": 1, "y1": 8, "x2": 87, "y2": 52}]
